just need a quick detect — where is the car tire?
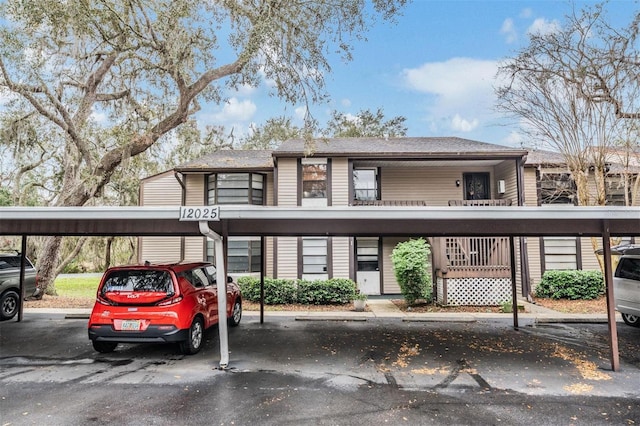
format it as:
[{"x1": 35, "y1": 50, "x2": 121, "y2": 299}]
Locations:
[
  {"x1": 621, "y1": 313, "x2": 640, "y2": 327},
  {"x1": 92, "y1": 341, "x2": 118, "y2": 353},
  {"x1": 0, "y1": 290, "x2": 20, "y2": 321},
  {"x1": 228, "y1": 300, "x2": 242, "y2": 327},
  {"x1": 180, "y1": 316, "x2": 204, "y2": 355}
]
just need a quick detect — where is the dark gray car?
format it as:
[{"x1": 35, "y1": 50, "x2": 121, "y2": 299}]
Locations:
[{"x1": 0, "y1": 251, "x2": 39, "y2": 320}]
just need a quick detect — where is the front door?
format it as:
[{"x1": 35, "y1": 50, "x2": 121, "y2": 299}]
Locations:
[
  {"x1": 356, "y1": 238, "x2": 380, "y2": 295},
  {"x1": 463, "y1": 173, "x2": 490, "y2": 200}
]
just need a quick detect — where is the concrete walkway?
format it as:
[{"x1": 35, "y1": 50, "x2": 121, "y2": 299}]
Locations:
[{"x1": 24, "y1": 298, "x2": 618, "y2": 324}]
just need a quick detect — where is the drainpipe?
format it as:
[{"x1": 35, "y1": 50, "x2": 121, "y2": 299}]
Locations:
[
  {"x1": 174, "y1": 172, "x2": 187, "y2": 262},
  {"x1": 198, "y1": 221, "x2": 229, "y2": 369}
]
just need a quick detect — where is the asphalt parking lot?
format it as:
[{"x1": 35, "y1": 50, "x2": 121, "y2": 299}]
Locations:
[{"x1": 1, "y1": 311, "x2": 639, "y2": 425}]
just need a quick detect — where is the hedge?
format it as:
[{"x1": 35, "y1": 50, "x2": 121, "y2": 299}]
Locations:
[
  {"x1": 237, "y1": 276, "x2": 358, "y2": 305},
  {"x1": 534, "y1": 270, "x2": 604, "y2": 300}
]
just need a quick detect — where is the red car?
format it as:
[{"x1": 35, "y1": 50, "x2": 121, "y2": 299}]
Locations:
[{"x1": 88, "y1": 262, "x2": 242, "y2": 355}]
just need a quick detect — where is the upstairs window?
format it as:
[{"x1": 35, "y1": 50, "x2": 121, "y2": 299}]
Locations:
[
  {"x1": 353, "y1": 169, "x2": 378, "y2": 201},
  {"x1": 302, "y1": 159, "x2": 327, "y2": 199},
  {"x1": 207, "y1": 173, "x2": 264, "y2": 205},
  {"x1": 539, "y1": 173, "x2": 576, "y2": 205},
  {"x1": 605, "y1": 176, "x2": 632, "y2": 206}
]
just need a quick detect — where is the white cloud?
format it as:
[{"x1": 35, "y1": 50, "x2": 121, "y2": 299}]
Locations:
[
  {"x1": 503, "y1": 130, "x2": 525, "y2": 147},
  {"x1": 340, "y1": 98, "x2": 351, "y2": 108},
  {"x1": 401, "y1": 57, "x2": 498, "y2": 135},
  {"x1": 527, "y1": 18, "x2": 561, "y2": 35},
  {"x1": 451, "y1": 114, "x2": 479, "y2": 132},
  {"x1": 500, "y1": 18, "x2": 517, "y2": 44},
  {"x1": 519, "y1": 8, "x2": 533, "y2": 19},
  {"x1": 234, "y1": 84, "x2": 257, "y2": 97},
  {"x1": 294, "y1": 106, "x2": 307, "y2": 122},
  {"x1": 212, "y1": 97, "x2": 257, "y2": 123}
]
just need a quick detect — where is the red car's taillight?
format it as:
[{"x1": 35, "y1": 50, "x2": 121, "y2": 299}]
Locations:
[
  {"x1": 157, "y1": 295, "x2": 183, "y2": 306},
  {"x1": 96, "y1": 295, "x2": 114, "y2": 306}
]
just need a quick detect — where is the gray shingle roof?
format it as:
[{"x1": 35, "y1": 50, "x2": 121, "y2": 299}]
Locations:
[
  {"x1": 174, "y1": 149, "x2": 274, "y2": 171},
  {"x1": 524, "y1": 149, "x2": 565, "y2": 166},
  {"x1": 274, "y1": 137, "x2": 527, "y2": 157}
]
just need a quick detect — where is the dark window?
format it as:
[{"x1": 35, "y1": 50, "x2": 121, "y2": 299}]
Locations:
[
  {"x1": 605, "y1": 177, "x2": 632, "y2": 206},
  {"x1": 0, "y1": 256, "x2": 21, "y2": 269},
  {"x1": 463, "y1": 173, "x2": 490, "y2": 200},
  {"x1": 303, "y1": 164, "x2": 327, "y2": 199},
  {"x1": 615, "y1": 257, "x2": 640, "y2": 281},
  {"x1": 354, "y1": 169, "x2": 378, "y2": 201},
  {"x1": 207, "y1": 173, "x2": 264, "y2": 205},
  {"x1": 207, "y1": 239, "x2": 262, "y2": 274},
  {"x1": 102, "y1": 270, "x2": 173, "y2": 293},
  {"x1": 540, "y1": 173, "x2": 577, "y2": 205}
]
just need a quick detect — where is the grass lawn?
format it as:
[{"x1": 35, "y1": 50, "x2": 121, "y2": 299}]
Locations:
[{"x1": 54, "y1": 275, "x2": 101, "y2": 298}]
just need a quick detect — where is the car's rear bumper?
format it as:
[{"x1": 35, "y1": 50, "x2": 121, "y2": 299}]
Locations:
[{"x1": 88, "y1": 325, "x2": 189, "y2": 343}]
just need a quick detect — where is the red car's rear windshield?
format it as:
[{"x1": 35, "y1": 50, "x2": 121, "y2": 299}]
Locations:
[{"x1": 101, "y1": 270, "x2": 173, "y2": 293}]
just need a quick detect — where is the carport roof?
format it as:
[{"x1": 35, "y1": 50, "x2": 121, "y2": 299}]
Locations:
[{"x1": 0, "y1": 206, "x2": 638, "y2": 238}]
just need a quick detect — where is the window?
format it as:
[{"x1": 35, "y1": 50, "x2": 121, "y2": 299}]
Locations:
[
  {"x1": 605, "y1": 176, "x2": 632, "y2": 206},
  {"x1": 540, "y1": 173, "x2": 577, "y2": 205},
  {"x1": 206, "y1": 238, "x2": 262, "y2": 274},
  {"x1": 302, "y1": 238, "x2": 328, "y2": 275},
  {"x1": 356, "y1": 238, "x2": 379, "y2": 271},
  {"x1": 207, "y1": 173, "x2": 264, "y2": 205},
  {"x1": 616, "y1": 257, "x2": 640, "y2": 281},
  {"x1": 302, "y1": 161, "x2": 327, "y2": 199},
  {"x1": 353, "y1": 169, "x2": 378, "y2": 201}
]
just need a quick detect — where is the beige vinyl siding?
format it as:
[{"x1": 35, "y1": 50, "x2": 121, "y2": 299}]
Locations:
[
  {"x1": 276, "y1": 237, "x2": 298, "y2": 279},
  {"x1": 139, "y1": 171, "x2": 182, "y2": 206},
  {"x1": 527, "y1": 237, "x2": 543, "y2": 292},
  {"x1": 494, "y1": 160, "x2": 519, "y2": 203},
  {"x1": 138, "y1": 171, "x2": 182, "y2": 263},
  {"x1": 580, "y1": 237, "x2": 600, "y2": 271},
  {"x1": 332, "y1": 237, "x2": 351, "y2": 278},
  {"x1": 265, "y1": 236, "x2": 274, "y2": 277},
  {"x1": 277, "y1": 158, "x2": 298, "y2": 207},
  {"x1": 381, "y1": 166, "x2": 494, "y2": 206},
  {"x1": 139, "y1": 237, "x2": 182, "y2": 263},
  {"x1": 265, "y1": 173, "x2": 275, "y2": 206},
  {"x1": 331, "y1": 158, "x2": 349, "y2": 206},
  {"x1": 274, "y1": 159, "x2": 298, "y2": 276},
  {"x1": 381, "y1": 237, "x2": 403, "y2": 294},
  {"x1": 523, "y1": 168, "x2": 543, "y2": 288},
  {"x1": 184, "y1": 174, "x2": 206, "y2": 262}
]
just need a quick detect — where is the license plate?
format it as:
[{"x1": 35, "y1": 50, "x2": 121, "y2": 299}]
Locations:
[{"x1": 121, "y1": 320, "x2": 141, "y2": 331}]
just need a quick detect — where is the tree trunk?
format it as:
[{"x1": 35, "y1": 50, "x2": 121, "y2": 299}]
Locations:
[
  {"x1": 104, "y1": 237, "x2": 114, "y2": 270},
  {"x1": 37, "y1": 236, "x2": 63, "y2": 297}
]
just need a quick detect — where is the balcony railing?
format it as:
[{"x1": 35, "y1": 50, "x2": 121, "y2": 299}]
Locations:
[
  {"x1": 352, "y1": 200, "x2": 428, "y2": 206},
  {"x1": 433, "y1": 236, "x2": 512, "y2": 278}
]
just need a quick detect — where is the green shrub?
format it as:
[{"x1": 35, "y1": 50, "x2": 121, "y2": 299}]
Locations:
[
  {"x1": 535, "y1": 270, "x2": 604, "y2": 300},
  {"x1": 391, "y1": 238, "x2": 432, "y2": 305},
  {"x1": 297, "y1": 278, "x2": 357, "y2": 304},
  {"x1": 237, "y1": 276, "x2": 357, "y2": 305}
]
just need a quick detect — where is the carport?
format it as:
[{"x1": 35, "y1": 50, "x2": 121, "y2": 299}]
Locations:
[{"x1": 1, "y1": 205, "x2": 638, "y2": 371}]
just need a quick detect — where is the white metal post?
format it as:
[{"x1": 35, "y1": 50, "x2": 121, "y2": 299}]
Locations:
[{"x1": 199, "y1": 221, "x2": 229, "y2": 368}]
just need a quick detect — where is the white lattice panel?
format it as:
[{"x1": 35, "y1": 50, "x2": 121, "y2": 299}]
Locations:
[{"x1": 437, "y1": 277, "x2": 512, "y2": 306}]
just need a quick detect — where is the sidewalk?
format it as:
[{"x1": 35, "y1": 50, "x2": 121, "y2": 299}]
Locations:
[{"x1": 23, "y1": 298, "x2": 618, "y2": 323}]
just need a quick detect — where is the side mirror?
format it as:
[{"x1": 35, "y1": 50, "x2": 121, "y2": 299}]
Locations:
[{"x1": 227, "y1": 276, "x2": 234, "y2": 283}]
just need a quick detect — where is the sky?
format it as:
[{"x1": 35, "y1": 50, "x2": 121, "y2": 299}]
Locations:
[{"x1": 197, "y1": 0, "x2": 638, "y2": 148}]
